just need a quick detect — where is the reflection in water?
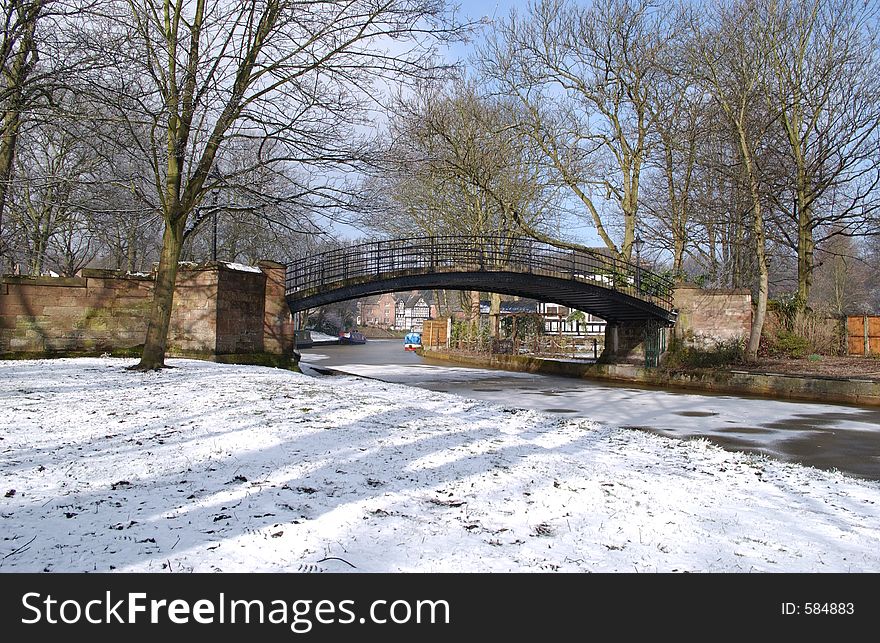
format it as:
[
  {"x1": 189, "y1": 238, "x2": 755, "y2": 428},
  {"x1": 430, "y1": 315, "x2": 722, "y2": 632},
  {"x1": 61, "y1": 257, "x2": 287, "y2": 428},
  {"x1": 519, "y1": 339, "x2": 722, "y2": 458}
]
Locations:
[
  {"x1": 300, "y1": 341, "x2": 880, "y2": 480},
  {"x1": 718, "y1": 427, "x2": 773, "y2": 435}
]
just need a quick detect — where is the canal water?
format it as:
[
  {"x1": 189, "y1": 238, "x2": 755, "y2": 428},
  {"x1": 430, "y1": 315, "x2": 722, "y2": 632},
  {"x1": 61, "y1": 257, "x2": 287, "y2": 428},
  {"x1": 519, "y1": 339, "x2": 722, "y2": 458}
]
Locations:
[{"x1": 299, "y1": 340, "x2": 880, "y2": 480}]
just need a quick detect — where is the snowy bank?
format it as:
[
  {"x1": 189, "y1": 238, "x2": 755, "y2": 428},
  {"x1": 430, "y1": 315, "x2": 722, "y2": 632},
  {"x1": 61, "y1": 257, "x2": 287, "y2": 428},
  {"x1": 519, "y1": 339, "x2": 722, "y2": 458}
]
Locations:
[
  {"x1": 308, "y1": 331, "x2": 341, "y2": 343},
  {"x1": 1, "y1": 358, "x2": 878, "y2": 573}
]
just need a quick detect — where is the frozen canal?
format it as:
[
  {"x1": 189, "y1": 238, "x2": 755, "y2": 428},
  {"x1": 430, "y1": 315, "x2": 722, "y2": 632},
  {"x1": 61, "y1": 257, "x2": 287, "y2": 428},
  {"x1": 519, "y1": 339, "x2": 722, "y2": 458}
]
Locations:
[{"x1": 300, "y1": 340, "x2": 880, "y2": 480}]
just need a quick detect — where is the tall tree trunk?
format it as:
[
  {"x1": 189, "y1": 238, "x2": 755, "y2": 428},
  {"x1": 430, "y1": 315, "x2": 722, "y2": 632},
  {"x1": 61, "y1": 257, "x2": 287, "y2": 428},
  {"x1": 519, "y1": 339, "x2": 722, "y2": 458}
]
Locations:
[
  {"x1": 489, "y1": 291, "x2": 501, "y2": 339},
  {"x1": 796, "y1": 199, "x2": 814, "y2": 306},
  {"x1": 0, "y1": 106, "x2": 20, "y2": 255},
  {"x1": 126, "y1": 223, "x2": 137, "y2": 272},
  {"x1": 749, "y1": 252, "x2": 769, "y2": 361},
  {"x1": 136, "y1": 219, "x2": 185, "y2": 370},
  {"x1": 663, "y1": 143, "x2": 686, "y2": 274},
  {"x1": 0, "y1": 3, "x2": 40, "y2": 264},
  {"x1": 30, "y1": 219, "x2": 49, "y2": 275},
  {"x1": 622, "y1": 155, "x2": 642, "y2": 262},
  {"x1": 469, "y1": 290, "x2": 480, "y2": 337},
  {"x1": 732, "y1": 206, "x2": 744, "y2": 289},
  {"x1": 741, "y1": 139, "x2": 768, "y2": 362},
  {"x1": 672, "y1": 224, "x2": 685, "y2": 275}
]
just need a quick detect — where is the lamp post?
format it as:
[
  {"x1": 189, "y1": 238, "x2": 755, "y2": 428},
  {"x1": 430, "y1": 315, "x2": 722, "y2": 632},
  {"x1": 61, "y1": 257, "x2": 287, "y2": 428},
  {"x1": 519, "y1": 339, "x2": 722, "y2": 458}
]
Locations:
[
  {"x1": 632, "y1": 234, "x2": 644, "y2": 293},
  {"x1": 209, "y1": 167, "x2": 221, "y2": 261}
]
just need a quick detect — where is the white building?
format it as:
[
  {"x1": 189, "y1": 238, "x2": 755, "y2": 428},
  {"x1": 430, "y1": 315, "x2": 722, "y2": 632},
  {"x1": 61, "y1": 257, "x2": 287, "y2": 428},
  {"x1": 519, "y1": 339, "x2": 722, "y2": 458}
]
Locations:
[
  {"x1": 396, "y1": 294, "x2": 432, "y2": 331},
  {"x1": 537, "y1": 302, "x2": 606, "y2": 335}
]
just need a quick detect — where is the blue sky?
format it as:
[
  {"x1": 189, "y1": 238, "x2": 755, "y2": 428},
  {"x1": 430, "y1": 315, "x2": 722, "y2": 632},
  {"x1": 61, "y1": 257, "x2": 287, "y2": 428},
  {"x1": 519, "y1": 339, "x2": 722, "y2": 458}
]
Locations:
[
  {"x1": 330, "y1": 1, "x2": 606, "y2": 247},
  {"x1": 456, "y1": 0, "x2": 522, "y2": 24},
  {"x1": 445, "y1": 1, "x2": 524, "y2": 63},
  {"x1": 441, "y1": 1, "x2": 607, "y2": 248}
]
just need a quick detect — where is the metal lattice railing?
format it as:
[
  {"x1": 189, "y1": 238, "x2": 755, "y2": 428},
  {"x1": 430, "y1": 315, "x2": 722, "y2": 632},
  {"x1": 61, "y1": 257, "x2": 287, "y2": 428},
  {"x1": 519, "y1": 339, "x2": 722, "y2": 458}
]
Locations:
[{"x1": 285, "y1": 235, "x2": 675, "y2": 312}]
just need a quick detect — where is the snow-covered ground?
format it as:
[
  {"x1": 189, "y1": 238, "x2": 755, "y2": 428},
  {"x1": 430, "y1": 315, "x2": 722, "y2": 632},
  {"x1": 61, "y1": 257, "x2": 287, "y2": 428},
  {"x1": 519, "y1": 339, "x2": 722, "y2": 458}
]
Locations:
[
  {"x1": 301, "y1": 342, "x2": 880, "y2": 480},
  {"x1": 2, "y1": 358, "x2": 879, "y2": 573}
]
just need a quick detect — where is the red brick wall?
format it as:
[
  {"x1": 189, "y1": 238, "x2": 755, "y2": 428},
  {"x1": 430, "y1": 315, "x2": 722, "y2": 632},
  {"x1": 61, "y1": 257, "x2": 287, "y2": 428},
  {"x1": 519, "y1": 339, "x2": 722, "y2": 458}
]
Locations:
[
  {"x1": 215, "y1": 267, "x2": 264, "y2": 354},
  {"x1": 598, "y1": 287, "x2": 752, "y2": 364},
  {"x1": 0, "y1": 262, "x2": 293, "y2": 357},
  {"x1": 359, "y1": 292, "x2": 397, "y2": 328}
]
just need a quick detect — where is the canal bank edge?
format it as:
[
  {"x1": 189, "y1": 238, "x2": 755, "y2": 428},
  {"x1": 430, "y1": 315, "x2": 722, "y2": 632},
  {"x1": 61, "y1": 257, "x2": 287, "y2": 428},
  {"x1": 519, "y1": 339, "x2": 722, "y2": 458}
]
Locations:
[{"x1": 420, "y1": 350, "x2": 880, "y2": 407}]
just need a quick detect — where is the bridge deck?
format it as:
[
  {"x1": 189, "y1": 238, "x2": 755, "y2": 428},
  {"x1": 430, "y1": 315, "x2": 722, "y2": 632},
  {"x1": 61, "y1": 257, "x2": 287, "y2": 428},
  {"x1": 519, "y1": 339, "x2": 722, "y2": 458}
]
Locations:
[{"x1": 285, "y1": 236, "x2": 677, "y2": 324}]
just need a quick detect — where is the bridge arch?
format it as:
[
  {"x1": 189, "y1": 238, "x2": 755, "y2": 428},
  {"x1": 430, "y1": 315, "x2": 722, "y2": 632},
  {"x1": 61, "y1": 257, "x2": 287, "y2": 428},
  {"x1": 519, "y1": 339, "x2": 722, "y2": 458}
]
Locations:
[{"x1": 285, "y1": 236, "x2": 677, "y2": 324}]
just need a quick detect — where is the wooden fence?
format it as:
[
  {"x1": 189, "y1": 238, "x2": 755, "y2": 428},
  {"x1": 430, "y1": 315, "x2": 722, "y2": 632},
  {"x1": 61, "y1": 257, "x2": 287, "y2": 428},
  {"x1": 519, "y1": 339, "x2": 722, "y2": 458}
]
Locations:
[
  {"x1": 421, "y1": 319, "x2": 449, "y2": 349},
  {"x1": 847, "y1": 315, "x2": 880, "y2": 355}
]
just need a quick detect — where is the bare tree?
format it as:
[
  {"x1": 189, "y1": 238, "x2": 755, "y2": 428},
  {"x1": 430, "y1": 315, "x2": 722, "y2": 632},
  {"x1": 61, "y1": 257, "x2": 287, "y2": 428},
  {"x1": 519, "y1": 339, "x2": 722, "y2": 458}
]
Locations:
[
  {"x1": 479, "y1": 0, "x2": 669, "y2": 261},
  {"x1": 762, "y1": 0, "x2": 880, "y2": 308},
  {"x1": 182, "y1": 138, "x2": 317, "y2": 263},
  {"x1": 640, "y1": 21, "x2": 703, "y2": 275},
  {"x1": 811, "y1": 232, "x2": 871, "y2": 316},
  {"x1": 366, "y1": 79, "x2": 558, "y2": 326},
  {"x1": 0, "y1": 0, "x2": 46, "y2": 266},
  {"x1": 0, "y1": 0, "x2": 99, "y2": 268},
  {"x1": 90, "y1": 0, "x2": 458, "y2": 369},
  {"x1": 688, "y1": 0, "x2": 776, "y2": 360},
  {"x1": 6, "y1": 107, "x2": 98, "y2": 274},
  {"x1": 369, "y1": 80, "x2": 554, "y2": 238}
]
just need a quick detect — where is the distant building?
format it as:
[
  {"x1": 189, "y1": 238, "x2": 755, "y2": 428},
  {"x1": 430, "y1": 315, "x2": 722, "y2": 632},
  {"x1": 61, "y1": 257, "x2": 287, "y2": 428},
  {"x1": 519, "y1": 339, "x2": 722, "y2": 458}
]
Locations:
[
  {"x1": 358, "y1": 292, "x2": 604, "y2": 335},
  {"x1": 537, "y1": 302, "x2": 606, "y2": 336},
  {"x1": 478, "y1": 300, "x2": 540, "y2": 316},
  {"x1": 356, "y1": 290, "x2": 437, "y2": 331},
  {"x1": 356, "y1": 292, "x2": 397, "y2": 329},
  {"x1": 396, "y1": 294, "x2": 432, "y2": 332},
  {"x1": 477, "y1": 298, "x2": 604, "y2": 336}
]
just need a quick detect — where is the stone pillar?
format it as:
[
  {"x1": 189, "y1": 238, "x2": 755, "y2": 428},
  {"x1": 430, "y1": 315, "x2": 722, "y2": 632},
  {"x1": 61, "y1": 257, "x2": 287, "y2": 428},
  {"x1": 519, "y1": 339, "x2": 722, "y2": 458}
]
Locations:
[
  {"x1": 169, "y1": 264, "x2": 220, "y2": 354},
  {"x1": 599, "y1": 321, "x2": 647, "y2": 364},
  {"x1": 215, "y1": 262, "x2": 266, "y2": 354},
  {"x1": 258, "y1": 260, "x2": 294, "y2": 356},
  {"x1": 671, "y1": 285, "x2": 752, "y2": 350}
]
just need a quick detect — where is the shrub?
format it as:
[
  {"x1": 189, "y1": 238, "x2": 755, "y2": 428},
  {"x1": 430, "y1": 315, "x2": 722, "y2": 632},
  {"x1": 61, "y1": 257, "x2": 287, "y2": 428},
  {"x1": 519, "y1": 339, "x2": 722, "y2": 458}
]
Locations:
[
  {"x1": 768, "y1": 329, "x2": 810, "y2": 358},
  {"x1": 663, "y1": 337, "x2": 745, "y2": 369},
  {"x1": 762, "y1": 304, "x2": 844, "y2": 357},
  {"x1": 769, "y1": 294, "x2": 803, "y2": 330},
  {"x1": 500, "y1": 313, "x2": 544, "y2": 340}
]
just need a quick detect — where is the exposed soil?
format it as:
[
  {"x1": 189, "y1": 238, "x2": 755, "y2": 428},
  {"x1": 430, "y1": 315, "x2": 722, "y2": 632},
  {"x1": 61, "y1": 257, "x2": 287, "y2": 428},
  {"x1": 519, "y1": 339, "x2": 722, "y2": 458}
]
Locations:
[
  {"x1": 742, "y1": 356, "x2": 880, "y2": 381},
  {"x1": 354, "y1": 326, "x2": 405, "y2": 339}
]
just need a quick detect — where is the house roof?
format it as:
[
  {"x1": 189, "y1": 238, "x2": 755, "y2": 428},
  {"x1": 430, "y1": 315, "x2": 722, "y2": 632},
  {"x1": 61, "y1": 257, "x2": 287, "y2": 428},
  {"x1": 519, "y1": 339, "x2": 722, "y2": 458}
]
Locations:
[
  {"x1": 361, "y1": 293, "x2": 398, "y2": 306},
  {"x1": 399, "y1": 289, "x2": 434, "y2": 303}
]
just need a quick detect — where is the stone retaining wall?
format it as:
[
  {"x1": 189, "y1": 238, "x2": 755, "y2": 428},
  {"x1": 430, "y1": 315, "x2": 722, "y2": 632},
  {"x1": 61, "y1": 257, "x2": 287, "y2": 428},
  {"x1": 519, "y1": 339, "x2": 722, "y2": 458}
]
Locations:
[
  {"x1": 673, "y1": 286, "x2": 752, "y2": 348},
  {"x1": 599, "y1": 286, "x2": 753, "y2": 364},
  {"x1": 0, "y1": 261, "x2": 294, "y2": 360}
]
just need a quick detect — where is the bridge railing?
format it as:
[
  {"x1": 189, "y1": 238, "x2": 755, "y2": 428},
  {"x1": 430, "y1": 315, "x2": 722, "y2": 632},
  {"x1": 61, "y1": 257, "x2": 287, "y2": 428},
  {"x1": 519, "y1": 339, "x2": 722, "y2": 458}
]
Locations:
[{"x1": 285, "y1": 236, "x2": 675, "y2": 311}]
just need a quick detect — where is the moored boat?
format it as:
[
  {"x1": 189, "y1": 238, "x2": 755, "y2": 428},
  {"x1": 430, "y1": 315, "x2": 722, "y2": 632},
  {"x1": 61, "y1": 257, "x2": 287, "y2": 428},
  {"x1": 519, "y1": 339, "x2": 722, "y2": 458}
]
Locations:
[
  {"x1": 338, "y1": 330, "x2": 367, "y2": 344},
  {"x1": 403, "y1": 331, "x2": 422, "y2": 351}
]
